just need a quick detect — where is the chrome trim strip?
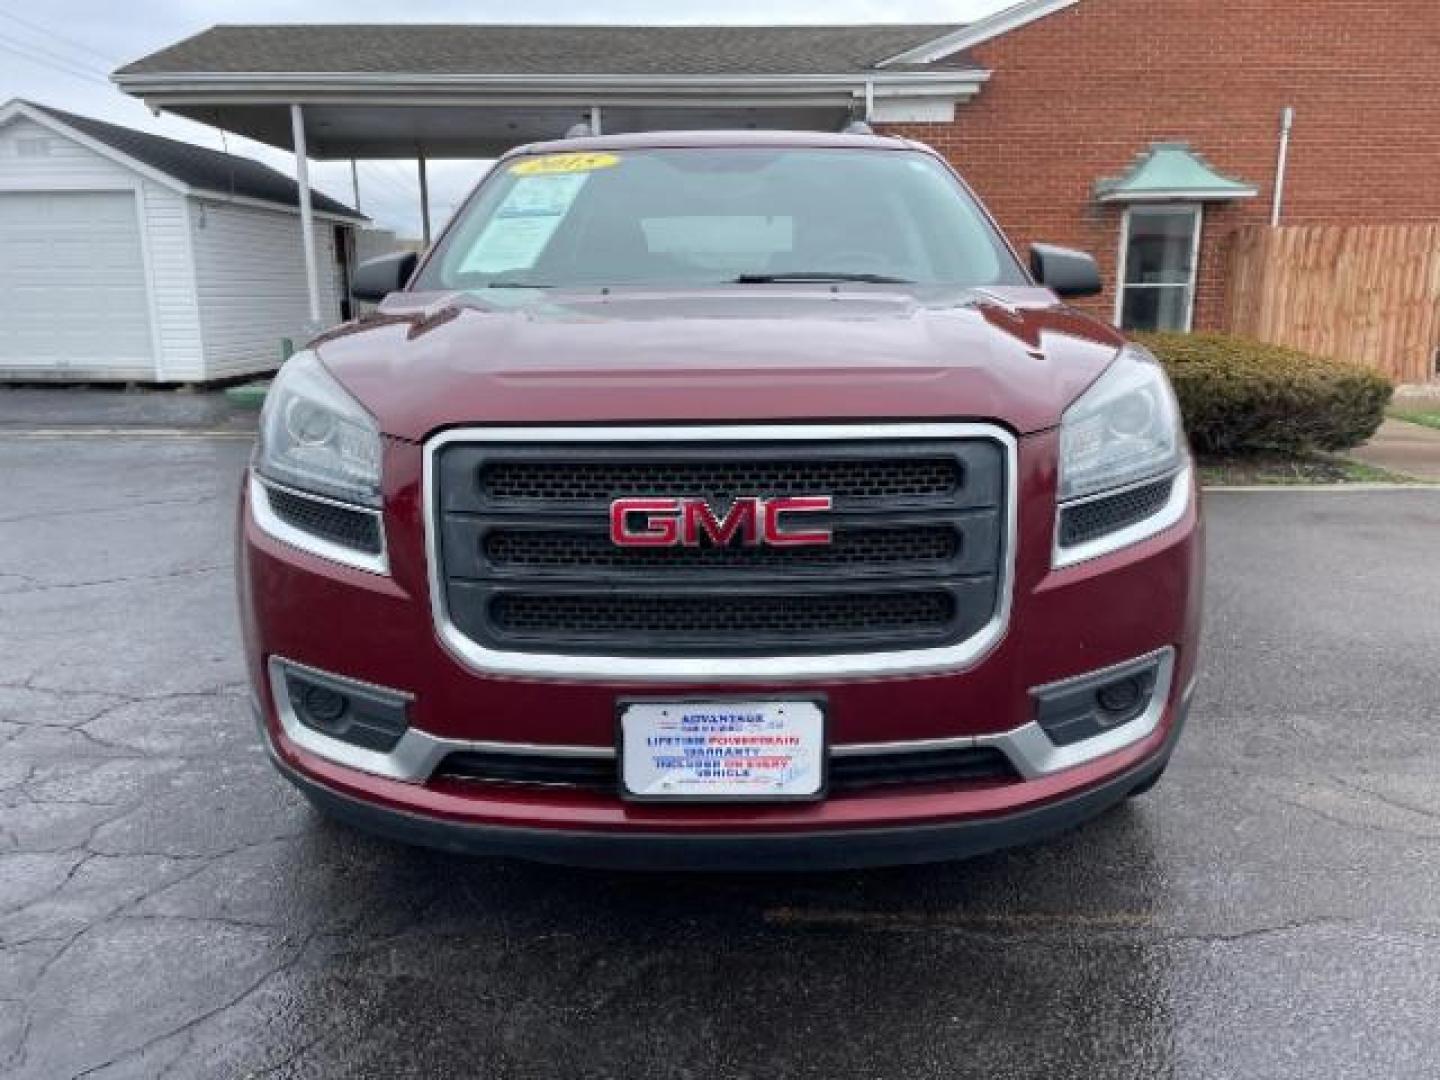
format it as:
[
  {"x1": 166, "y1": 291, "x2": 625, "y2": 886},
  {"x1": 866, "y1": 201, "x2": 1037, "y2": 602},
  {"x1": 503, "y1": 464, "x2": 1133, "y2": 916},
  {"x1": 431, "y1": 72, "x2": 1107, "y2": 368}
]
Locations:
[
  {"x1": 830, "y1": 734, "x2": 980, "y2": 758},
  {"x1": 421, "y1": 423, "x2": 1018, "y2": 683},
  {"x1": 979, "y1": 646, "x2": 1176, "y2": 779},
  {"x1": 268, "y1": 656, "x2": 614, "y2": 784},
  {"x1": 249, "y1": 474, "x2": 390, "y2": 576},
  {"x1": 1051, "y1": 465, "x2": 1193, "y2": 570},
  {"x1": 268, "y1": 648, "x2": 1177, "y2": 784}
]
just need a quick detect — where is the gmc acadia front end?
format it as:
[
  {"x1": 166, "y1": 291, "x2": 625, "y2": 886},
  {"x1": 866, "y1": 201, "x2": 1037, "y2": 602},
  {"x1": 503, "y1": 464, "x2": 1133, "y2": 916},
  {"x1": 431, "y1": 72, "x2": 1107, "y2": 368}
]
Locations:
[{"x1": 238, "y1": 130, "x2": 1203, "y2": 870}]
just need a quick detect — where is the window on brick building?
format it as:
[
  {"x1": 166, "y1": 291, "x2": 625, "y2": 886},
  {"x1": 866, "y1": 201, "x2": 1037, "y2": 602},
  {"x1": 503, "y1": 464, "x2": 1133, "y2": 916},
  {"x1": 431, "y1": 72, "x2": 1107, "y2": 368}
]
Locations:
[{"x1": 1116, "y1": 205, "x2": 1202, "y2": 332}]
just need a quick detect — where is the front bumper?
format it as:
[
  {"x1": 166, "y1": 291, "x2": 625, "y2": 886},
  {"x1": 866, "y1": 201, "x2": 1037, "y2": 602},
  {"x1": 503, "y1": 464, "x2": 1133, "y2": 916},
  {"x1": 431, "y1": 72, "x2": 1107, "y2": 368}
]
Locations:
[
  {"x1": 263, "y1": 693, "x2": 1187, "y2": 871},
  {"x1": 239, "y1": 428, "x2": 1204, "y2": 869}
]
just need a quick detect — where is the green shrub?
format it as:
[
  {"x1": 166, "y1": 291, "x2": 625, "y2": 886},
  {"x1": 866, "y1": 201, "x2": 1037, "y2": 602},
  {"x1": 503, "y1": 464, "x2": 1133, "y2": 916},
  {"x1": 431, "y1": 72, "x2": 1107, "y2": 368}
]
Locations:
[{"x1": 1135, "y1": 333, "x2": 1393, "y2": 457}]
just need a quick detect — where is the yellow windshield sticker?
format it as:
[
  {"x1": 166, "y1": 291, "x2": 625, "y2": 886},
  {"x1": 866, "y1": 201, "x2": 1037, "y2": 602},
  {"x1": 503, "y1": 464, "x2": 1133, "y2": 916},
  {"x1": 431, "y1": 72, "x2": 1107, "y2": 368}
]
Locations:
[{"x1": 510, "y1": 152, "x2": 620, "y2": 176}]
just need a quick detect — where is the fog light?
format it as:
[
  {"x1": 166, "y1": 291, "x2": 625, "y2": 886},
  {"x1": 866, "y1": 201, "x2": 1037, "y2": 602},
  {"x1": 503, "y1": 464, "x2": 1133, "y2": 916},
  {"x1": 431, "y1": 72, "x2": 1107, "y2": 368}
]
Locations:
[
  {"x1": 1097, "y1": 677, "x2": 1143, "y2": 716},
  {"x1": 301, "y1": 684, "x2": 348, "y2": 726},
  {"x1": 279, "y1": 663, "x2": 410, "y2": 753},
  {"x1": 1032, "y1": 654, "x2": 1163, "y2": 747}
]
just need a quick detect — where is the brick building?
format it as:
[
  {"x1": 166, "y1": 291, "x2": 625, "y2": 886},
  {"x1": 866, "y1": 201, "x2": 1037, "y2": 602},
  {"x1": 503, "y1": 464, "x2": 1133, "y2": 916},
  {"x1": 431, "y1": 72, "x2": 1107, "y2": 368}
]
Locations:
[
  {"x1": 115, "y1": 0, "x2": 1440, "y2": 359},
  {"x1": 875, "y1": 0, "x2": 1440, "y2": 334}
]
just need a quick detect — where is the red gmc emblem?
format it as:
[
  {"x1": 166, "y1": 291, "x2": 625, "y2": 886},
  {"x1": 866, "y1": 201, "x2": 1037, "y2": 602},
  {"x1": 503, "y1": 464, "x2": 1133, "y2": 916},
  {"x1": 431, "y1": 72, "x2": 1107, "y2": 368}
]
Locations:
[{"x1": 609, "y1": 496, "x2": 833, "y2": 548}]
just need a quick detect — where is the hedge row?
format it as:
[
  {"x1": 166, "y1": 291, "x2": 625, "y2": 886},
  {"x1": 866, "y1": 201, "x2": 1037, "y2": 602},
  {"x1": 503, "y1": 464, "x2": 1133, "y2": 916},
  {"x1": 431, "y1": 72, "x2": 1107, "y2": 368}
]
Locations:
[{"x1": 1136, "y1": 332, "x2": 1393, "y2": 457}]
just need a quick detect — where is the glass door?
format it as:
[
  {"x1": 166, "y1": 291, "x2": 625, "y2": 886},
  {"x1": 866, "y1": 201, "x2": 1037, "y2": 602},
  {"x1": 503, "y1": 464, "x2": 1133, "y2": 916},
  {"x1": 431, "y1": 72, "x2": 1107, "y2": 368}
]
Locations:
[{"x1": 1116, "y1": 205, "x2": 1202, "y2": 332}]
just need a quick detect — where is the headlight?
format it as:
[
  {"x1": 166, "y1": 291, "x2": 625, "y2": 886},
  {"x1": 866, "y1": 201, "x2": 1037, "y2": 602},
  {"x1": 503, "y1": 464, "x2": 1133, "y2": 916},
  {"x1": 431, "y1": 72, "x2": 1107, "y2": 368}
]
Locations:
[
  {"x1": 1058, "y1": 344, "x2": 1185, "y2": 502},
  {"x1": 257, "y1": 350, "x2": 382, "y2": 507}
]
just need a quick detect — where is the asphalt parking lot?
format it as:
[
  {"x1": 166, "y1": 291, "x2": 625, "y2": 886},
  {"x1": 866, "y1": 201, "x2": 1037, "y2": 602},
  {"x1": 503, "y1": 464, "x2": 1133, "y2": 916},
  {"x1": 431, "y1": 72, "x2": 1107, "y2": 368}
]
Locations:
[{"x1": 3, "y1": 428, "x2": 1440, "y2": 1079}]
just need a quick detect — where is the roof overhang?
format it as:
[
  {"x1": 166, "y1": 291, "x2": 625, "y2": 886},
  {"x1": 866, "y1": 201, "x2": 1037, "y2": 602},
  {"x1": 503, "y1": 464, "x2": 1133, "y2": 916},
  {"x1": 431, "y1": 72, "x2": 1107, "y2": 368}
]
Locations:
[
  {"x1": 0, "y1": 98, "x2": 361, "y2": 221},
  {"x1": 113, "y1": 69, "x2": 990, "y2": 158},
  {"x1": 878, "y1": 0, "x2": 1081, "y2": 65}
]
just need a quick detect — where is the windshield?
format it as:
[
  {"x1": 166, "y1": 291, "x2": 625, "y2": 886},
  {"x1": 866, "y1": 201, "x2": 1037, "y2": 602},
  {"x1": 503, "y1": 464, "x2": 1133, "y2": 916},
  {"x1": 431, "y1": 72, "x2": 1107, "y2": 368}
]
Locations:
[{"x1": 416, "y1": 147, "x2": 1026, "y2": 291}]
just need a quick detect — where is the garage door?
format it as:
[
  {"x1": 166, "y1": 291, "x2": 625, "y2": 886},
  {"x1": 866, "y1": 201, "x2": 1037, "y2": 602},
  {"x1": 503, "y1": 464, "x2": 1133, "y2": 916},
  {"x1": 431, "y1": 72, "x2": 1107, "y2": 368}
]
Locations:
[{"x1": 0, "y1": 191, "x2": 154, "y2": 375}]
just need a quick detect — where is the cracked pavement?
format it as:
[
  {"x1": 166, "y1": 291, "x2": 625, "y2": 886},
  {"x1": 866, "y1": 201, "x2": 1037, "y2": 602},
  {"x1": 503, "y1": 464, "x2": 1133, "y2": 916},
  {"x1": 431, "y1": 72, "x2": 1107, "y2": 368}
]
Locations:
[{"x1": 3, "y1": 429, "x2": 1440, "y2": 1078}]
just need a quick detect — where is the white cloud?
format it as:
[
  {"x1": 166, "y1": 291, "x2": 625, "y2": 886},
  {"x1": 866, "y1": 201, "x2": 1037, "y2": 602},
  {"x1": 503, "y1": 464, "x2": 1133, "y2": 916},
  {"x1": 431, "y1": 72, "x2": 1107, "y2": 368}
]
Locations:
[{"x1": 1, "y1": 1, "x2": 1011, "y2": 236}]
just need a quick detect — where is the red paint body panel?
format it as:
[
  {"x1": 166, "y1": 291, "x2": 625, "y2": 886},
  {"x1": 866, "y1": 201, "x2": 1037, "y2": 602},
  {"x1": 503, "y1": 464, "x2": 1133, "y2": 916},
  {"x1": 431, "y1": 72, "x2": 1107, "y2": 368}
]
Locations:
[
  {"x1": 239, "y1": 135, "x2": 1202, "y2": 863},
  {"x1": 240, "y1": 434, "x2": 1202, "y2": 838},
  {"x1": 314, "y1": 287, "x2": 1124, "y2": 444}
]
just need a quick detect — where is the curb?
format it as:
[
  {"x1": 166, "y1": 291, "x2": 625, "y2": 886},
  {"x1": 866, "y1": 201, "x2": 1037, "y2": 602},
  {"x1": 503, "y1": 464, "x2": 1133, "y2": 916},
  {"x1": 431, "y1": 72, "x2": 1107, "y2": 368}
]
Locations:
[{"x1": 1202, "y1": 482, "x2": 1438, "y2": 492}]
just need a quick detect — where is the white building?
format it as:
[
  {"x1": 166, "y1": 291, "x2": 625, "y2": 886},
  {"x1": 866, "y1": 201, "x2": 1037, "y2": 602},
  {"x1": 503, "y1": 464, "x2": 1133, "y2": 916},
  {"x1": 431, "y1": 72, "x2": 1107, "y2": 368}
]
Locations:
[{"x1": 0, "y1": 99, "x2": 365, "y2": 383}]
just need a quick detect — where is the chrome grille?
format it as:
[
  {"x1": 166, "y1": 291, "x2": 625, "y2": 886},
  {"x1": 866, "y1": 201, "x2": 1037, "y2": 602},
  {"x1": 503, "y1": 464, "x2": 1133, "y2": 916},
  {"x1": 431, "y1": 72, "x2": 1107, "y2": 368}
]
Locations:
[{"x1": 429, "y1": 427, "x2": 1011, "y2": 666}]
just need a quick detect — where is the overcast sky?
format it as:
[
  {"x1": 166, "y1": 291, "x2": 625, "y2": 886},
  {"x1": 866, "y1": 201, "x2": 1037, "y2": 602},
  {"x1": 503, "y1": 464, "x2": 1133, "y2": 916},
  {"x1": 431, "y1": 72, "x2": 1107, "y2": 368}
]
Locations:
[{"x1": 0, "y1": 1, "x2": 1011, "y2": 237}]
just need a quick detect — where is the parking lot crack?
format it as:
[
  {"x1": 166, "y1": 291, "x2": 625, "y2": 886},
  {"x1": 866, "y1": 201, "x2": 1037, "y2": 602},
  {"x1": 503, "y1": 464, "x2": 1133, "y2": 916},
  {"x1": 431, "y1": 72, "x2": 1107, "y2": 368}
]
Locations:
[
  {"x1": 1269, "y1": 784, "x2": 1440, "y2": 841},
  {"x1": 0, "y1": 563, "x2": 227, "y2": 596},
  {"x1": 762, "y1": 908, "x2": 1161, "y2": 934},
  {"x1": 67, "y1": 926, "x2": 320, "y2": 1080},
  {"x1": 1331, "y1": 773, "x2": 1440, "y2": 823},
  {"x1": 0, "y1": 494, "x2": 217, "y2": 526}
]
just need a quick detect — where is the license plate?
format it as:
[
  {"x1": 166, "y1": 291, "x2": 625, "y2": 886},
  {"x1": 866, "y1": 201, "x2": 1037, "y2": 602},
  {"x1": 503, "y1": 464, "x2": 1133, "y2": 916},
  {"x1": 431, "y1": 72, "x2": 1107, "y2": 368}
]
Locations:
[{"x1": 619, "y1": 699, "x2": 826, "y2": 802}]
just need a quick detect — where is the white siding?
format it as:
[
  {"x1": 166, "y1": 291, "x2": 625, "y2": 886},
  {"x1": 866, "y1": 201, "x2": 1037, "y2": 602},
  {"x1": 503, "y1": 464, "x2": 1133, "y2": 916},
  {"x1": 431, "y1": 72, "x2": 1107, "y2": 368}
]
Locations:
[
  {"x1": 0, "y1": 115, "x2": 136, "y2": 190},
  {"x1": 0, "y1": 115, "x2": 202, "y2": 381},
  {"x1": 190, "y1": 199, "x2": 347, "y2": 379},
  {"x1": 0, "y1": 191, "x2": 151, "y2": 373},
  {"x1": 139, "y1": 185, "x2": 204, "y2": 380}
]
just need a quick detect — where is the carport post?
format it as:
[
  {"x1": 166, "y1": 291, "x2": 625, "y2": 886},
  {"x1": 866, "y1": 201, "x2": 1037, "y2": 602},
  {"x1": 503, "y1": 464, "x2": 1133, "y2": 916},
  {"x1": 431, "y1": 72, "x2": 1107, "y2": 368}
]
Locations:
[
  {"x1": 289, "y1": 104, "x2": 322, "y2": 328},
  {"x1": 417, "y1": 150, "x2": 432, "y2": 248}
]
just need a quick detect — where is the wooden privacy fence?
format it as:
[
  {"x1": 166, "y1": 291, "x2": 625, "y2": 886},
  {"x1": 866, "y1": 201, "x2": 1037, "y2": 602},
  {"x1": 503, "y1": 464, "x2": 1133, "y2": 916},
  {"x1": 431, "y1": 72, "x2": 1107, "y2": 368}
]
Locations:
[{"x1": 1226, "y1": 223, "x2": 1440, "y2": 384}]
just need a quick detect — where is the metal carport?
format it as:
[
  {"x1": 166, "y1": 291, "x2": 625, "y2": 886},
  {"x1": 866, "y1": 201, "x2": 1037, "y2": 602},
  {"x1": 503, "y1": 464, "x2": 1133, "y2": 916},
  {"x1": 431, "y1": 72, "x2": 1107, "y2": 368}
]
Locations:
[{"x1": 112, "y1": 22, "x2": 998, "y2": 329}]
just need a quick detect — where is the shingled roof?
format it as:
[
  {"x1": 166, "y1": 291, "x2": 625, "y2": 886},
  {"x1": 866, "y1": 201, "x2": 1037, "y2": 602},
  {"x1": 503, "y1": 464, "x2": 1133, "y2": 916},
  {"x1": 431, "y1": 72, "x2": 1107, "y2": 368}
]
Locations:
[
  {"x1": 20, "y1": 101, "x2": 364, "y2": 220},
  {"x1": 114, "y1": 24, "x2": 979, "y2": 78}
]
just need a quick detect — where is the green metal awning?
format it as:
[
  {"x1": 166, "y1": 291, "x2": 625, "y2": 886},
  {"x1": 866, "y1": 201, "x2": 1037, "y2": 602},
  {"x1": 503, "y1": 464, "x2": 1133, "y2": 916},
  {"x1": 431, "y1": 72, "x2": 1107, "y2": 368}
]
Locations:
[{"x1": 1095, "y1": 141, "x2": 1258, "y2": 203}]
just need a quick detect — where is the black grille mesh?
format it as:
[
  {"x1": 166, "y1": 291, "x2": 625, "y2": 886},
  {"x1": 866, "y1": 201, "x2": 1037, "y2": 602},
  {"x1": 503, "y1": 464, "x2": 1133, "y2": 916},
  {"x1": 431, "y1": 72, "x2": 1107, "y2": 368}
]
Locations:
[
  {"x1": 485, "y1": 526, "x2": 958, "y2": 570},
  {"x1": 481, "y1": 457, "x2": 960, "y2": 503},
  {"x1": 1059, "y1": 476, "x2": 1175, "y2": 548},
  {"x1": 266, "y1": 486, "x2": 382, "y2": 554},
  {"x1": 491, "y1": 590, "x2": 956, "y2": 639},
  {"x1": 435, "y1": 745, "x2": 1018, "y2": 794},
  {"x1": 831, "y1": 746, "x2": 1018, "y2": 791}
]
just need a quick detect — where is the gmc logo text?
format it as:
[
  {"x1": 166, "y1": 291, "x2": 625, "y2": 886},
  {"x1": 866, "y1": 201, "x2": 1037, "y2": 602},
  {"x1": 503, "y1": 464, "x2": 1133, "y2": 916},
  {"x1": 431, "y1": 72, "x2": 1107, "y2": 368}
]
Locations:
[{"x1": 609, "y1": 496, "x2": 833, "y2": 548}]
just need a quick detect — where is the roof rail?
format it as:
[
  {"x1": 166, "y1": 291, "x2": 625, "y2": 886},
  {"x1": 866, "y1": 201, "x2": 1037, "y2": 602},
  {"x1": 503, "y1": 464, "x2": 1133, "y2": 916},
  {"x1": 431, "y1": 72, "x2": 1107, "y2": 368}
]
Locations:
[{"x1": 842, "y1": 120, "x2": 874, "y2": 135}]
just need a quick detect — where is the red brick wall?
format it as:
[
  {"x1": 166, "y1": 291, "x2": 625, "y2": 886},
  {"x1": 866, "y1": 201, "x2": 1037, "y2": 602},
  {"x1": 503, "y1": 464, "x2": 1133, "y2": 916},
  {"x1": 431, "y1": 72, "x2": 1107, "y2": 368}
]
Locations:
[{"x1": 877, "y1": 0, "x2": 1440, "y2": 331}]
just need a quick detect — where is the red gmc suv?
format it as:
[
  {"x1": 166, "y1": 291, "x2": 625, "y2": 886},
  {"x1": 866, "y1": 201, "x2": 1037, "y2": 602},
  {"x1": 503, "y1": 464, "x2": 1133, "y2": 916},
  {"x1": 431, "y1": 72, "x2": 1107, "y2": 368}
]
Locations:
[{"x1": 238, "y1": 130, "x2": 1203, "y2": 869}]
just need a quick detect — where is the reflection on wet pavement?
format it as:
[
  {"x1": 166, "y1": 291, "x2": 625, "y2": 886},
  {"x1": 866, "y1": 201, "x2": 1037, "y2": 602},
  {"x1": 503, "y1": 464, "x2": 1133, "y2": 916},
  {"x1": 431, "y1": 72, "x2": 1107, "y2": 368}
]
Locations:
[{"x1": 3, "y1": 436, "x2": 1439, "y2": 1078}]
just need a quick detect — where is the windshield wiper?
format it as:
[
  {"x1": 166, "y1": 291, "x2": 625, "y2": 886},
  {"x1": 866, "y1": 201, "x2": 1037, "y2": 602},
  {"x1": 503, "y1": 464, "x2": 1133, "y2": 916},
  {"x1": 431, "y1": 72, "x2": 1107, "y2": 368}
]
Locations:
[
  {"x1": 730, "y1": 271, "x2": 915, "y2": 285},
  {"x1": 485, "y1": 281, "x2": 552, "y2": 288}
]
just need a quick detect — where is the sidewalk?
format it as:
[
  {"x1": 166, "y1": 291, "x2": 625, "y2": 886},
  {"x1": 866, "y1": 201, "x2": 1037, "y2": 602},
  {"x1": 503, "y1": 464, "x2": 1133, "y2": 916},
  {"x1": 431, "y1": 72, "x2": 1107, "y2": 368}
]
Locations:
[{"x1": 1351, "y1": 418, "x2": 1440, "y2": 482}]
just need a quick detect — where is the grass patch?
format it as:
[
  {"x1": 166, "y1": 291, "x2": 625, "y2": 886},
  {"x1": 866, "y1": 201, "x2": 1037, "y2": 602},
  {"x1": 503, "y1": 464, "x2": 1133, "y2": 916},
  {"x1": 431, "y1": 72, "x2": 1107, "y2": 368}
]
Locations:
[
  {"x1": 1197, "y1": 453, "x2": 1424, "y2": 486},
  {"x1": 1387, "y1": 408, "x2": 1440, "y2": 432}
]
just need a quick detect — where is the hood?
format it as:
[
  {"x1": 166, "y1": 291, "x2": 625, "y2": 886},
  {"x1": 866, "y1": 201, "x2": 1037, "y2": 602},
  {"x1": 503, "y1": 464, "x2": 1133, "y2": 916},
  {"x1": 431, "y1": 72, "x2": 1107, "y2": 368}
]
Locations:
[{"x1": 312, "y1": 285, "x2": 1126, "y2": 443}]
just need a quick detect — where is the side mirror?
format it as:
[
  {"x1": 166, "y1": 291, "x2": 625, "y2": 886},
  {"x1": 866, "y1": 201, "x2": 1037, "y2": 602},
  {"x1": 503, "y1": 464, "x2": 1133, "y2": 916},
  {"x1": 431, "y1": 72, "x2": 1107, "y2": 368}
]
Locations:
[
  {"x1": 1030, "y1": 244, "x2": 1103, "y2": 298},
  {"x1": 352, "y1": 251, "x2": 419, "y2": 303}
]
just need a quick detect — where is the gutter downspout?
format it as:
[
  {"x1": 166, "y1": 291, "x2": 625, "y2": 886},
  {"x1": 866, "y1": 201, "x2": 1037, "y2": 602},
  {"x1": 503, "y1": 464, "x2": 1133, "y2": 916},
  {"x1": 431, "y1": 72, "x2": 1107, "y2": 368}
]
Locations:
[
  {"x1": 1271, "y1": 106, "x2": 1295, "y2": 227},
  {"x1": 289, "y1": 104, "x2": 322, "y2": 328}
]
